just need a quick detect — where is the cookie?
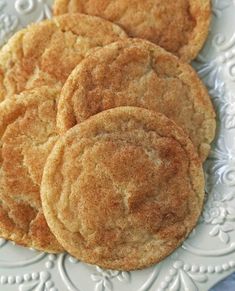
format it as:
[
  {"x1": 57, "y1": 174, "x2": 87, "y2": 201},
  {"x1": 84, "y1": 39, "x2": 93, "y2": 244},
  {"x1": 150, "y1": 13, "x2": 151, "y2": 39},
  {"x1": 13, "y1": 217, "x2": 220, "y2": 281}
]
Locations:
[
  {"x1": 53, "y1": 0, "x2": 211, "y2": 61},
  {"x1": 42, "y1": 106, "x2": 205, "y2": 270},
  {"x1": 57, "y1": 39, "x2": 216, "y2": 161},
  {"x1": 0, "y1": 13, "x2": 127, "y2": 101},
  {"x1": 0, "y1": 87, "x2": 63, "y2": 252}
]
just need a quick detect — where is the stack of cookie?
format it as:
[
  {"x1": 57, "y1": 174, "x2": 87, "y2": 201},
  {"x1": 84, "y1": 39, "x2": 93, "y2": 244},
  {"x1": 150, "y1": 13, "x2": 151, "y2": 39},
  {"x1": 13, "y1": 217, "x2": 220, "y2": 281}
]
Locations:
[{"x1": 0, "y1": 0, "x2": 215, "y2": 271}]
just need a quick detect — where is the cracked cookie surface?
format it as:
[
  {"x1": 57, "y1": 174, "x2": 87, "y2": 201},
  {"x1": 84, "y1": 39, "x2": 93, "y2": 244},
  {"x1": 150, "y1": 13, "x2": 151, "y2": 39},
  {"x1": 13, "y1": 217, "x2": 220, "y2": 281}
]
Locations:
[
  {"x1": 0, "y1": 13, "x2": 127, "y2": 101},
  {"x1": 42, "y1": 107, "x2": 204, "y2": 270},
  {"x1": 0, "y1": 87, "x2": 62, "y2": 252},
  {"x1": 53, "y1": 0, "x2": 211, "y2": 61},
  {"x1": 58, "y1": 39, "x2": 216, "y2": 161}
]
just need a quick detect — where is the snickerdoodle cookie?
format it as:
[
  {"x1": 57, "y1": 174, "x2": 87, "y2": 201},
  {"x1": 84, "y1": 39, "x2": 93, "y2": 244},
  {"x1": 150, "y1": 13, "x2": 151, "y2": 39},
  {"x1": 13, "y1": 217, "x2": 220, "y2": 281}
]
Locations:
[
  {"x1": 0, "y1": 87, "x2": 62, "y2": 252},
  {"x1": 42, "y1": 107, "x2": 204, "y2": 270},
  {"x1": 58, "y1": 39, "x2": 215, "y2": 161},
  {"x1": 0, "y1": 13, "x2": 127, "y2": 101},
  {"x1": 53, "y1": 0, "x2": 211, "y2": 61}
]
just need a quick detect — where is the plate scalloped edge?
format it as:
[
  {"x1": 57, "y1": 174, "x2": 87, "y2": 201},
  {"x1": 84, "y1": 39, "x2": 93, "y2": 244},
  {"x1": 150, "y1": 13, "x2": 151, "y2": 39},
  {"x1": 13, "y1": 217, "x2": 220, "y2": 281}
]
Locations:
[{"x1": 0, "y1": 0, "x2": 235, "y2": 290}]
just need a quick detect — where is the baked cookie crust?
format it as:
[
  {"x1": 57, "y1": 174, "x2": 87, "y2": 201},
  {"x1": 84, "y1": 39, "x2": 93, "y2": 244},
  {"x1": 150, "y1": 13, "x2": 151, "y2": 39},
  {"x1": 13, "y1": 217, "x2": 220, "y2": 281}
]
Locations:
[
  {"x1": 0, "y1": 13, "x2": 127, "y2": 101},
  {"x1": 58, "y1": 39, "x2": 216, "y2": 161},
  {"x1": 42, "y1": 107, "x2": 205, "y2": 270},
  {"x1": 53, "y1": 0, "x2": 211, "y2": 61},
  {"x1": 0, "y1": 87, "x2": 63, "y2": 252}
]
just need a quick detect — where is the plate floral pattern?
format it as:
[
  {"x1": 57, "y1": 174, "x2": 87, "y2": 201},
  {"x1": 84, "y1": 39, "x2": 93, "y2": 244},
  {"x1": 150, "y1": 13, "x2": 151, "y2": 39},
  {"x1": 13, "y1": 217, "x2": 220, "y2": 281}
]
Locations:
[{"x1": 0, "y1": 1, "x2": 235, "y2": 290}]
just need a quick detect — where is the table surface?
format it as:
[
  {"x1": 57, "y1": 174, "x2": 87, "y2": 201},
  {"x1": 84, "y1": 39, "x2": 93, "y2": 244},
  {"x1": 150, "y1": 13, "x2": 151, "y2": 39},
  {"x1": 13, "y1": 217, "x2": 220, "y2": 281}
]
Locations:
[{"x1": 211, "y1": 272, "x2": 235, "y2": 290}]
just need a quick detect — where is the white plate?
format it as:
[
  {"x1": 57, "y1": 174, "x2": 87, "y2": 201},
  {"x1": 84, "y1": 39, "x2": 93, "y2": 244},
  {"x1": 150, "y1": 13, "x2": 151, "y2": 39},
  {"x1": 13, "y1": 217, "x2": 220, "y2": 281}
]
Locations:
[{"x1": 0, "y1": 1, "x2": 234, "y2": 290}]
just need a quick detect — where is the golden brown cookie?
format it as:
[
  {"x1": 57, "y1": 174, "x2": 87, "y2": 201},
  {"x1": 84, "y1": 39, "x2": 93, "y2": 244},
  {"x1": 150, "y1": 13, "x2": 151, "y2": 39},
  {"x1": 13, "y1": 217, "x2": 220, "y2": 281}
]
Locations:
[
  {"x1": 42, "y1": 106, "x2": 205, "y2": 270},
  {"x1": 0, "y1": 87, "x2": 63, "y2": 252},
  {"x1": 0, "y1": 13, "x2": 127, "y2": 101},
  {"x1": 58, "y1": 39, "x2": 216, "y2": 161},
  {"x1": 53, "y1": 0, "x2": 211, "y2": 61}
]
